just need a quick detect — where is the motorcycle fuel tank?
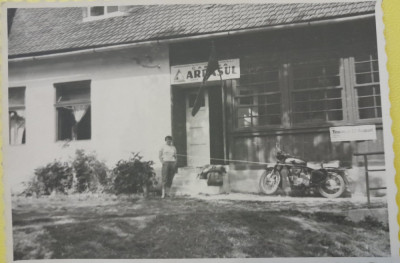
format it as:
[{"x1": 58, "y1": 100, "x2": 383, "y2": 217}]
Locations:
[{"x1": 284, "y1": 157, "x2": 306, "y2": 165}]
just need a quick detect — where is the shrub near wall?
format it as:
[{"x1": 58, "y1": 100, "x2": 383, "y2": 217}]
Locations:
[
  {"x1": 22, "y1": 150, "x2": 110, "y2": 196},
  {"x1": 72, "y1": 149, "x2": 109, "y2": 193},
  {"x1": 22, "y1": 160, "x2": 73, "y2": 196},
  {"x1": 112, "y1": 152, "x2": 157, "y2": 195},
  {"x1": 21, "y1": 150, "x2": 157, "y2": 197}
]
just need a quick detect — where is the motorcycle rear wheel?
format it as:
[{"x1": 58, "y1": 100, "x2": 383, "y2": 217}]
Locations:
[
  {"x1": 318, "y1": 171, "x2": 345, "y2": 198},
  {"x1": 259, "y1": 168, "x2": 281, "y2": 195}
]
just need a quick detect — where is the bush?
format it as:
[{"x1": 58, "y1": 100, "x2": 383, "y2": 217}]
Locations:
[
  {"x1": 72, "y1": 150, "x2": 109, "y2": 193},
  {"x1": 22, "y1": 160, "x2": 73, "y2": 196},
  {"x1": 21, "y1": 150, "x2": 110, "y2": 197},
  {"x1": 112, "y1": 152, "x2": 156, "y2": 194}
]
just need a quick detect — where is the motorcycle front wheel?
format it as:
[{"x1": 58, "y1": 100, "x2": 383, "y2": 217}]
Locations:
[
  {"x1": 318, "y1": 171, "x2": 345, "y2": 198},
  {"x1": 259, "y1": 168, "x2": 281, "y2": 195}
]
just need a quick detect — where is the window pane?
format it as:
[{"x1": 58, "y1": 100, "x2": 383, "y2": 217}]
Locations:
[
  {"x1": 357, "y1": 86, "x2": 374, "y2": 96},
  {"x1": 354, "y1": 50, "x2": 381, "y2": 120},
  {"x1": 327, "y1": 110, "x2": 343, "y2": 121},
  {"x1": 355, "y1": 62, "x2": 372, "y2": 73},
  {"x1": 359, "y1": 108, "x2": 376, "y2": 119},
  {"x1": 237, "y1": 59, "x2": 281, "y2": 128},
  {"x1": 9, "y1": 110, "x2": 26, "y2": 145},
  {"x1": 293, "y1": 101, "x2": 309, "y2": 112},
  {"x1": 310, "y1": 101, "x2": 325, "y2": 111},
  {"x1": 377, "y1": 107, "x2": 382, "y2": 117},
  {"x1": 107, "y1": 6, "x2": 119, "y2": 13},
  {"x1": 293, "y1": 113, "x2": 308, "y2": 124},
  {"x1": 373, "y1": 61, "x2": 379, "y2": 71},
  {"x1": 293, "y1": 79, "x2": 308, "y2": 90},
  {"x1": 237, "y1": 117, "x2": 252, "y2": 128},
  {"x1": 356, "y1": 73, "x2": 372, "y2": 84},
  {"x1": 326, "y1": 99, "x2": 342, "y2": 110},
  {"x1": 9, "y1": 87, "x2": 25, "y2": 107},
  {"x1": 355, "y1": 85, "x2": 381, "y2": 120},
  {"x1": 55, "y1": 81, "x2": 91, "y2": 141},
  {"x1": 358, "y1": 97, "x2": 375, "y2": 108},
  {"x1": 57, "y1": 106, "x2": 91, "y2": 140},
  {"x1": 292, "y1": 88, "x2": 343, "y2": 124},
  {"x1": 376, "y1": 96, "x2": 381, "y2": 106},
  {"x1": 309, "y1": 90, "x2": 324, "y2": 100},
  {"x1": 237, "y1": 108, "x2": 250, "y2": 118},
  {"x1": 238, "y1": 96, "x2": 253, "y2": 105},
  {"x1": 259, "y1": 94, "x2": 281, "y2": 104},
  {"x1": 310, "y1": 112, "x2": 325, "y2": 122},
  {"x1": 293, "y1": 92, "x2": 308, "y2": 102},
  {"x1": 326, "y1": 89, "x2": 341, "y2": 98},
  {"x1": 90, "y1": 6, "x2": 105, "y2": 16},
  {"x1": 56, "y1": 80, "x2": 91, "y2": 103},
  {"x1": 373, "y1": 72, "x2": 380, "y2": 83}
]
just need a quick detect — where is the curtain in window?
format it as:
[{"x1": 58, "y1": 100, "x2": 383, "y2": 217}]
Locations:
[
  {"x1": 72, "y1": 105, "x2": 89, "y2": 123},
  {"x1": 69, "y1": 105, "x2": 89, "y2": 140},
  {"x1": 9, "y1": 110, "x2": 25, "y2": 145}
]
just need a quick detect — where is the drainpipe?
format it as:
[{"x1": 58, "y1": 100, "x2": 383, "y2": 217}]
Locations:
[{"x1": 9, "y1": 13, "x2": 374, "y2": 62}]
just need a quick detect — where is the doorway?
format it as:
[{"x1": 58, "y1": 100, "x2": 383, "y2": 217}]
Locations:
[{"x1": 173, "y1": 85, "x2": 225, "y2": 167}]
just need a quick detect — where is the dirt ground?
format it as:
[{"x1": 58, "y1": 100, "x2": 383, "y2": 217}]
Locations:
[{"x1": 12, "y1": 194, "x2": 390, "y2": 259}]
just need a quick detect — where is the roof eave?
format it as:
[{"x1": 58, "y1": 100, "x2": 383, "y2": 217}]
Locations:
[{"x1": 9, "y1": 13, "x2": 375, "y2": 62}]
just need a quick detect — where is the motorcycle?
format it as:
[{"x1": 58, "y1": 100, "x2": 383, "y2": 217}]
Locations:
[{"x1": 259, "y1": 148, "x2": 348, "y2": 198}]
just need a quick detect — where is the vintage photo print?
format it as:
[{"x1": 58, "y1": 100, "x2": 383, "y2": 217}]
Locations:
[{"x1": 2, "y1": 0, "x2": 399, "y2": 262}]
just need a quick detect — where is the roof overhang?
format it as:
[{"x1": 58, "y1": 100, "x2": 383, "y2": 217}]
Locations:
[{"x1": 8, "y1": 13, "x2": 375, "y2": 63}]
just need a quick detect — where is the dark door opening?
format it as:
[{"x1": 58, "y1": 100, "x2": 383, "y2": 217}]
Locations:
[{"x1": 208, "y1": 86, "x2": 225, "y2": 165}]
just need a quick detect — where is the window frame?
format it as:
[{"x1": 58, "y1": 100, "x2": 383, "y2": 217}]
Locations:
[
  {"x1": 83, "y1": 6, "x2": 124, "y2": 22},
  {"x1": 287, "y1": 52, "x2": 349, "y2": 128},
  {"x1": 233, "y1": 56, "x2": 284, "y2": 131},
  {"x1": 231, "y1": 47, "x2": 381, "y2": 133},
  {"x1": 349, "y1": 49, "x2": 382, "y2": 124},
  {"x1": 54, "y1": 80, "x2": 91, "y2": 141},
  {"x1": 8, "y1": 86, "x2": 26, "y2": 146}
]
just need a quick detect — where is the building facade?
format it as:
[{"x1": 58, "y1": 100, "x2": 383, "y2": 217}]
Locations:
[{"x1": 6, "y1": 2, "x2": 385, "y2": 195}]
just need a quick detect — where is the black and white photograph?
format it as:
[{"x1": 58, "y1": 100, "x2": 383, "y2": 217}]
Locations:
[{"x1": 2, "y1": 0, "x2": 399, "y2": 261}]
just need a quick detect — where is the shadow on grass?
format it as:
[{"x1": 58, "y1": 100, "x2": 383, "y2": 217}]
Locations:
[{"x1": 14, "y1": 210, "x2": 390, "y2": 259}]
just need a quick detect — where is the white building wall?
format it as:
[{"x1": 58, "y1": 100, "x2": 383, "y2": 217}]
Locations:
[{"x1": 5, "y1": 44, "x2": 171, "y2": 192}]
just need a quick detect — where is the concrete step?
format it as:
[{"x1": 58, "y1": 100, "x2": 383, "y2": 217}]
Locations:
[{"x1": 171, "y1": 166, "x2": 230, "y2": 196}]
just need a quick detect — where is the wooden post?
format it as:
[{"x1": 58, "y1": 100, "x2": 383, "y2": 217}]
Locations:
[{"x1": 363, "y1": 155, "x2": 371, "y2": 206}]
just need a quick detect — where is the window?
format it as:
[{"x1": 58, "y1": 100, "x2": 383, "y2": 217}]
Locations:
[
  {"x1": 55, "y1": 80, "x2": 91, "y2": 141},
  {"x1": 235, "y1": 60, "x2": 281, "y2": 128},
  {"x1": 8, "y1": 87, "x2": 26, "y2": 145},
  {"x1": 353, "y1": 51, "x2": 381, "y2": 119},
  {"x1": 234, "y1": 47, "x2": 381, "y2": 131},
  {"x1": 83, "y1": 6, "x2": 123, "y2": 21},
  {"x1": 291, "y1": 57, "x2": 344, "y2": 124}
]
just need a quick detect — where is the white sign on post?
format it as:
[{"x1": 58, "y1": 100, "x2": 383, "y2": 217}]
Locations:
[
  {"x1": 329, "y1": 125, "x2": 377, "y2": 142},
  {"x1": 170, "y1": 59, "x2": 240, "y2": 85}
]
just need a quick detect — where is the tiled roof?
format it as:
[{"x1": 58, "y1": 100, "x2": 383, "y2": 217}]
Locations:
[{"x1": 9, "y1": 2, "x2": 376, "y2": 57}]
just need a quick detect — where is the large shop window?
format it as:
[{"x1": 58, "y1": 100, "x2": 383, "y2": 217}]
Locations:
[
  {"x1": 236, "y1": 61, "x2": 281, "y2": 128},
  {"x1": 353, "y1": 51, "x2": 381, "y2": 119},
  {"x1": 55, "y1": 81, "x2": 91, "y2": 141},
  {"x1": 8, "y1": 87, "x2": 26, "y2": 145},
  {"x1": 291, "y1": 58, "x2": 344, "y2": 124},
  {"x1": 235, "y1": 48, "x2": 381, "y2": 130}
]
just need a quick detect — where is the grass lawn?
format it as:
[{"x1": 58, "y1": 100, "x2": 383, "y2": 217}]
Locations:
[{"x1": 12, "y1": 195, "x2": 390, "y2": 259}]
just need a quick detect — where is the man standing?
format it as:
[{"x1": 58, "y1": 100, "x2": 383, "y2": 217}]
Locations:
[{"x1": 159, "y1": 135, "x2": 177, "y2": 198}]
